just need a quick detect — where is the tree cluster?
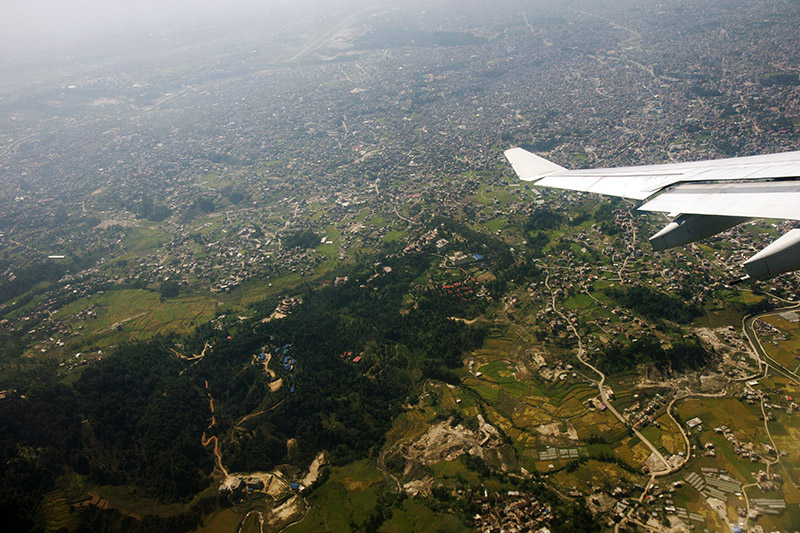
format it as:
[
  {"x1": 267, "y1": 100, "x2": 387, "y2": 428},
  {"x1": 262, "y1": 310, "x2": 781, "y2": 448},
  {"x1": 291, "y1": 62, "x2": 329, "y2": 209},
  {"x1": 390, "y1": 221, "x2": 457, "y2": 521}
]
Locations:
[
  {"x1": 595, "y1": 336, "x2": 712, "y2": 374},
  {"x1": 607, "y1": 285, "x2": 702, "y2": 323}
]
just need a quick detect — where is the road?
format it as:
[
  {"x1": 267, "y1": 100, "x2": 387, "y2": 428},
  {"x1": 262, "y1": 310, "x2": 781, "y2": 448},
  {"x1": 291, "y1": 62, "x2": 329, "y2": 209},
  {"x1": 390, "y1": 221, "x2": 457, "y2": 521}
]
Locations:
[
  {"x1": 743, "y1": 303, "x2": 800, "y2": 386},
  {"x1": 239, "y1": 510, "x2": 264, "y2": 533},
  {"x1": 738, "y1": 301, "x2": 800, "y2": 528},
  {"x1": 201, "y1": 380, "x2": 228, "y2": 477}
]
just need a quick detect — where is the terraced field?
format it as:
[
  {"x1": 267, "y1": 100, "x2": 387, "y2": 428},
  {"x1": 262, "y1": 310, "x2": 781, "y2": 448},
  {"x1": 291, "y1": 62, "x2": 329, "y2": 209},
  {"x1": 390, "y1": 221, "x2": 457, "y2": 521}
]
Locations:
[
  {"x1": 462, "y1": 328, "x2": 634, "y2": 473},
  {"x1": 42, "y1": 490, "x2": 79, "y2": 532}
]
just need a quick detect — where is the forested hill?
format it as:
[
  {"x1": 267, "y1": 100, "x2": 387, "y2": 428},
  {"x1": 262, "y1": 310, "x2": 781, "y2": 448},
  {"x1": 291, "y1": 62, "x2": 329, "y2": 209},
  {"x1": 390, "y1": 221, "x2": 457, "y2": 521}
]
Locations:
[{"x1": 0, "y1": 237, "x2": 492, "y2": 531}]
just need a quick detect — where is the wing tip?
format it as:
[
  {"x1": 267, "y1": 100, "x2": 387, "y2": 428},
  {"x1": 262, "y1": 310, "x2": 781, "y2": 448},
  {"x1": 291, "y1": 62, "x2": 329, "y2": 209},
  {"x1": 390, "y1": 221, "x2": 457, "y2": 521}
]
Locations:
[{"x1": 504, "y1": 147, "x2": 566, "y2": 182}]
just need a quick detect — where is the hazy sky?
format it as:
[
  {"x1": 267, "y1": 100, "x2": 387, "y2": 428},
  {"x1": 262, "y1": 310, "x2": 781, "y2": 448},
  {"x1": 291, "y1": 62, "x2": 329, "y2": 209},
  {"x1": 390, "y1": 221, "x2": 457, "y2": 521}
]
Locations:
[
  {"x1": 0, "y1": 0, "x2": 524, "y2": 56},
  {"x1": 0, "y1": 0, "x2": 559, "y2": 73},
  {"x1": 1, "y1": 0, "x2": 343, "y2": 58}
]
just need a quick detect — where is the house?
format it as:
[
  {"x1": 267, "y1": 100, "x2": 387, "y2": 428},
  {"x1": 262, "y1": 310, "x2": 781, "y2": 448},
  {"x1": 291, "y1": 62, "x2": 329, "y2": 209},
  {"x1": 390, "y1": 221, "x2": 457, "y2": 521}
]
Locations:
[{"x1": 686, "y1": 417, "x2": 703, "y2": 429}]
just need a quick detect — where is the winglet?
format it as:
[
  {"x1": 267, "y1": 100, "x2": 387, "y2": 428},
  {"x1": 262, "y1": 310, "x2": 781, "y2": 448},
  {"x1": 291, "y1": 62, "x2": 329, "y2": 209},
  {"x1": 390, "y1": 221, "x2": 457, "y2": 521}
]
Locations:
[{"x1": 504, "y1": 147, "x2": 566, "y2": 182}]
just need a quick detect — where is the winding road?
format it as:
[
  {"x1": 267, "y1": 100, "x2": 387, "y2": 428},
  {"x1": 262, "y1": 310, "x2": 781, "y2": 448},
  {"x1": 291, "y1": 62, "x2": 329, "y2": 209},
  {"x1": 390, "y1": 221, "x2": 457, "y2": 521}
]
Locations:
[
  {"x1": 201, "y1": 380, "x2": 228, "y2": 477},
  {"x1": 743, "y1": 303, "x2": 800, "y2": 386}
]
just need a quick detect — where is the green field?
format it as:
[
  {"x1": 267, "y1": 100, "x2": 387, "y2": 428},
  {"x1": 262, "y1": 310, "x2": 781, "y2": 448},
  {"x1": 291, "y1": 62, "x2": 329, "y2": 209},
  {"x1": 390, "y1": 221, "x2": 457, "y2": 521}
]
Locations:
[
  {"x1": 485, "y1": 217, "x2": 508, "y2": 232},
  {"x1": 675, "y1": 397, "x2": 767, "y2": 482},
  {"x1": 761, "y1": 314, "x2": 800, "y2": 368},
  {"x1": 380, "y1": 499, "x2": 468, "y2": 533},
  {"x1": 285, "y1": 460, "x2": 387, "y2": 532},
  {"x1": 382, "y1": 230, "x2": 406, "y2": 243},
  {"x1": 54, "y1": 289, "x2": 219, "y2": 348},
  {"x1": 198, "y1": 509, "x2": 246, "y2": 533}
]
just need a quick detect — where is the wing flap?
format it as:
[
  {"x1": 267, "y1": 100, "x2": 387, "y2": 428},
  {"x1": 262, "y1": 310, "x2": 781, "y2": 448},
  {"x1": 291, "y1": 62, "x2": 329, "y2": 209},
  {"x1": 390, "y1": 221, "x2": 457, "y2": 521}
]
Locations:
[
  {"x1": 535, "y1": 172, "x2": 682, "y2": 200},
  {"x1": 638, "y1": 181, "x2": 800, "y2": 220}
]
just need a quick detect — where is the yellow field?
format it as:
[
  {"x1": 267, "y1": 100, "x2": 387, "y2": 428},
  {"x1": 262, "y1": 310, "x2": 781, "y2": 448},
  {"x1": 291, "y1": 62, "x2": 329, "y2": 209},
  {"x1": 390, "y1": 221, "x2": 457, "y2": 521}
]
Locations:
[
  {"x1": 42, "y1": 490, "x2": 78, "y2": 532},
  {"x1": 198, "y1": 509, "x2": 244, "y2": 533},
  {"x1": 385, "y1": 411, "x2": 431, "y2": 447},
  {"x1": 552, "y1": 460, "x2": 639, "y2": 490}
]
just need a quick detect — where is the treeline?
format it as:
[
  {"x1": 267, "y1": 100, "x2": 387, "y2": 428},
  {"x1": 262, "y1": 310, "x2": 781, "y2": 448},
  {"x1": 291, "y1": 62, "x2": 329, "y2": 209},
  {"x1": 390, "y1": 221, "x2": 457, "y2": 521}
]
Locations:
[
  {"x1": 595, "y1": 336, "x2": 713, "y2": 374},
  {"x1": 282, "y1": 229, "x2": 319, "y2": 249},
  {"x1": 744, "y1": 298, "x2": 777, "y2": 315},
  {"x1": 74, "y1": 342, "x2": 212, "y2": 497},
  {"x1": 0, "y1": 373, "x2": 82, "y2": 532},
  {"x1": 607, "y1": 285, "x2": 702, "y2": 323},
  {"x1": 75, "y1": 506, "x2": 205, "y2": 533},
  {"x1": 129, "y1": 196, "x2": 172, "y2": 222},
  {"x1": 525, "y1": 207, "x2": 564, "y2": 232},
  {"x1": 0, "y1": 259, "x2": 69, "y2": 306}
]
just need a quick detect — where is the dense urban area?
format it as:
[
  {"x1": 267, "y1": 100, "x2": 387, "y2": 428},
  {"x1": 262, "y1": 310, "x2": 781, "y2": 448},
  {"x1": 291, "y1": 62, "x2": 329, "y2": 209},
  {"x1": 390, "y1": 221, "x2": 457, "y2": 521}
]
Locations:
[{"x1": 1, "y1": 0, "x2": 799, "y2": 532}]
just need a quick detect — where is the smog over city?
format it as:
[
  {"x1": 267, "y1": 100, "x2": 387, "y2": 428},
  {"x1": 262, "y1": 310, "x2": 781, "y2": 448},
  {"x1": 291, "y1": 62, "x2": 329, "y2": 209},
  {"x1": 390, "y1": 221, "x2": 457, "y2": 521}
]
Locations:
[{"x1": 1, "y1": 1, "x2": 799, "y2": 532}]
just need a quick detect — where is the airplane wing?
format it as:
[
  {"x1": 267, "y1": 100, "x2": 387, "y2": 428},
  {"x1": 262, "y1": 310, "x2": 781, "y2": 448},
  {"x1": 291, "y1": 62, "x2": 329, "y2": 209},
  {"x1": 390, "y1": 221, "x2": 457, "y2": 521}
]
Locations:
[{"x1": 504, "y1": 147, "x2": 800, "y2": 280}]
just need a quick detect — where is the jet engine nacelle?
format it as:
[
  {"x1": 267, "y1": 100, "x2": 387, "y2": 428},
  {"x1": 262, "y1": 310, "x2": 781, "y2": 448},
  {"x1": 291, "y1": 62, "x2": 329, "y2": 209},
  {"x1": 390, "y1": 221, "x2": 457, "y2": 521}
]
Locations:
[
  {"x1": 743, "y1": 229, "x2": 800, "y2": 280},
  {"x1": 649, "y1": 214, "x2": 749, "y2": 251}
]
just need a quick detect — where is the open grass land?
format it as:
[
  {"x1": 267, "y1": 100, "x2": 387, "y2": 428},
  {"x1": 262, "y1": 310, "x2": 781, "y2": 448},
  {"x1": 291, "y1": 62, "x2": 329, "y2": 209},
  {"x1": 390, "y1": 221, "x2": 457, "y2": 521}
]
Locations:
[
  {"x1": 675, "y1": 397, "x2": 769, "y2": 483},
  {"x1": 572, "y1": 409, "x2": 629, "y2": 443},
  {"x1": 380, "y1": 499, "x2": 469, "y2": 533},
  {"x1": 54, "y1": 289, "x2": 219, "y2": 348},
  {"x1": 382, "y1": 230, "x2": 405, "y2": 243},
  {"x1": 639, "y1": 425, "x2": 671, "y2": 456},
  {"x1": 563, "y1": 292, "x2": 596, "y2": 311},
  {"x1": 756, "y1": 508, "x2": 800, "y2": 533},
  {"x1": 698, "y1": 293, "x2": 749, "y2": 328},
  {"x1": 285, "y1": 460, "x2": 386, "y2": 532},
  {"x1": 475, "y1": 184, "x2": 517, "y2": 207},
  {"x1": 741, "y1": 290, "x2": 766, "y2": 306},
  {"x1": 316, "y1": 242, "x2": 339, "y2": 260},
  {"x1": 367, "y1": 214, "x2": 385, "y2": 227},
  {"x1": 613, "y1": 435, "x2": 653, "y2": 467},
  {"x1": 767, "y1": 401, "x2": 800, "y2": 503},
  {"x1": 484, "y1": 217, "x2": 508, "y2": 232},
  {"x1": 118, "y1": 227, "x2": 173, "y2": 261},
  {"x1": 426, "y1": 381, "x2": 480, "y2": 417},
  {"x1": 761, "y1": 314, "x2": 800, "y2": 369},
  {"x1": 653, "y1": 414, "x2": 686, "y2": 456},
  {"x1": 198, "y1": 509, "x2": 245, "y2": 533},
  {"x1": 431, "y1": 458, "x2": 482, "y2": 487}
]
